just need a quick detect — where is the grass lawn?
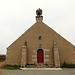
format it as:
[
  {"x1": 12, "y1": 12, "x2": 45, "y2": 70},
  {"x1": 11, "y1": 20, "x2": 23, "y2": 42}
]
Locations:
[{"x1": 0, "y1": 65, "x2": 21, "y2": 70}]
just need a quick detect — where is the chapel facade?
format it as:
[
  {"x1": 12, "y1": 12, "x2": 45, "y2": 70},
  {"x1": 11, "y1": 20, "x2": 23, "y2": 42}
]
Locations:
[{"x1": 5, "y1": 8, "x2": 75, "y2": 68}]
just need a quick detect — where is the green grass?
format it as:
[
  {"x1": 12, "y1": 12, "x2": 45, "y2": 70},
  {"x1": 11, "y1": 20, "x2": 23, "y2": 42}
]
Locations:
[
  {"x1": 61, "y1": 62, "x2": 75, "y2": 68},
  {"x1": 0, "y1": 65, "x2": 21, "y2": 70}
]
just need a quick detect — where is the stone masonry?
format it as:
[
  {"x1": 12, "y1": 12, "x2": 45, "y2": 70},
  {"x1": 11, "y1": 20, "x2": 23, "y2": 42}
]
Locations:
[{"x1": 21, "y1": 46, "x2": 27, "y2": 67}]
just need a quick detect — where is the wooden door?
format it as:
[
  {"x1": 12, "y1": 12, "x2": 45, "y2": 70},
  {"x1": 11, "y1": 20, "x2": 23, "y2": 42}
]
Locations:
[{"x1": 37, "y1": 49, "x2": 44, "y2": 63}]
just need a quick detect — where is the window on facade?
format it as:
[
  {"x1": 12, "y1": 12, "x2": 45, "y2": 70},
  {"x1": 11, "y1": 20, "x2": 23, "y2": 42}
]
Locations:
[{"x1": 39, "y1": 36, "x2": 42, "y2": 40}]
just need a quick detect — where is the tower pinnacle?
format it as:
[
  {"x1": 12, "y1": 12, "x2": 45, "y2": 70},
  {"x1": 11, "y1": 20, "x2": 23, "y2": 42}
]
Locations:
[{"x1": 36, "y1": 8, "x2": 43, "y2": 22}]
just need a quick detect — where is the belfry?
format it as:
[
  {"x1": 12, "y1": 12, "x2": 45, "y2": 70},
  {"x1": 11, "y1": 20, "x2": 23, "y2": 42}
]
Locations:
[
  {"x1": 6, "y1": 8, "x2": 75, "y2": 68},
  {"x1": 36, "y1": 8, "x2": 43, "y2": 22}
]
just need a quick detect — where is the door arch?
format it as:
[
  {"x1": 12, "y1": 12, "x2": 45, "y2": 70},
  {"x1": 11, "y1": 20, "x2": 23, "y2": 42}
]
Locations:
[{"x1": 37, "y1": 49, "x2": 44, "y2": 63}]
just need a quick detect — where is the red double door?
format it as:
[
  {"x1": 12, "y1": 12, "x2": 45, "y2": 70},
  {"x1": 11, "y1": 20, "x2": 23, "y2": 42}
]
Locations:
[{"x1": 37, "y1": 49, "x2": 44, "y2": 63}]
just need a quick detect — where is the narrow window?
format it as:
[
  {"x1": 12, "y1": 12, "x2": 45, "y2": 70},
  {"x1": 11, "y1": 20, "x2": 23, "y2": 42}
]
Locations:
[{"x1": 39, "y1": 36, "x2": 42, "y2": 40}]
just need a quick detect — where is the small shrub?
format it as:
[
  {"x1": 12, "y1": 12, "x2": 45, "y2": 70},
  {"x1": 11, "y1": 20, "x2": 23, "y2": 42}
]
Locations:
[
  {"x1": 45, "y1": 63, "x2": 48, "y2": 66},
  {"x1": 22, "y1": 66, "x2": 24, "y2": 68},
  {"x1": 25, "y1": 64, "x2": 36, "y2": 68},
  {"x1": 61, "y1": 62, "x2": 75, "y2": 68}
]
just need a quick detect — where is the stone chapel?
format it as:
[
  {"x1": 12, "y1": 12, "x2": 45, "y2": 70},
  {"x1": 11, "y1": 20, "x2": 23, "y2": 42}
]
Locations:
[{"x1": 6, "y1": 8, "x2": 75, "y2": 68}]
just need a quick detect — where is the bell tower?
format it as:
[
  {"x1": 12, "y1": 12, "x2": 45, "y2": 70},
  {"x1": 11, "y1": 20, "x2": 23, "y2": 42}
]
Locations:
[{"x1": 36, "y1": 8, "x2": 43, "y2": 22}]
